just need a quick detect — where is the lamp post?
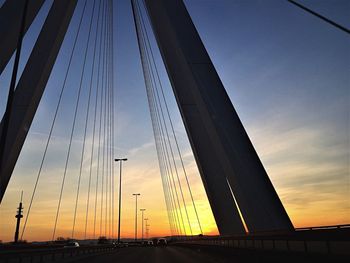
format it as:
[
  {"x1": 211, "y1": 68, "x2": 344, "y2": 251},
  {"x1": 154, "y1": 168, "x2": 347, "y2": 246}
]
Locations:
[
  {"x1": 114, "y1": 158, "x2": 127, "y2": 244},
  {"x1": 144, "y1": 218, "x2": 148, "y2": 239},
  {"x1": 140, "y1": 208, "x2": 146, "y2": 241},
  {"x1": 132, "y1": 193, "x2": 140, "y2": 242},
  {"x1": 146, "y1": 224, "x2": 150, "y2": 239}
]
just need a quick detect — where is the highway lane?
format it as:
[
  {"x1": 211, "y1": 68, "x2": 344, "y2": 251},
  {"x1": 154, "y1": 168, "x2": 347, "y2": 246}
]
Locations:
[
  {"x1": 64, "y1": 245, "x2": 345, "y2": 263},
  {"x1": 68, "y1": 246, "x2": 236, "y2": 263},
  {"x1": 2, "y1": 244, "x2": 343, "y2": 263}
]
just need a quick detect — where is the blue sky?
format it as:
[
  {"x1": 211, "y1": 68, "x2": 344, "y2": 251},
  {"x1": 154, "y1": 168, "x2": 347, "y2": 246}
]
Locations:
[{"x1": 0, "y1": 0, "x2": 349, "y2": 241}]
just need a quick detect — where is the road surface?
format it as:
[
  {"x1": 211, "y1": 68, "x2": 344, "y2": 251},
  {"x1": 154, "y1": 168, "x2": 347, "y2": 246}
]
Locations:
[
  {"x1": 69, "y1": 246, "x2": 227, "y2": 263},
  {"x1": 66, "y1": 245, "x2": 342, "y2": 263}
]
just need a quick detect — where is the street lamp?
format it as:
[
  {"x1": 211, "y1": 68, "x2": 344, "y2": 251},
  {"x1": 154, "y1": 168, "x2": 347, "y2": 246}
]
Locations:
[
  {"x1": 132, "y1": 193, "x2": 140, "y2": 242},
  {"x1": 140, "y1": 208, "x2": 146, "y2": 241},
  {"x1": 114, "y1": 158, "x2": 127, "y2": 244},
  {"x1": 146, "y1": 224, "x2": 150, "y2": 239},
  {"x1": 144, "y1": 218, "x2": 148, "y2": 239}
]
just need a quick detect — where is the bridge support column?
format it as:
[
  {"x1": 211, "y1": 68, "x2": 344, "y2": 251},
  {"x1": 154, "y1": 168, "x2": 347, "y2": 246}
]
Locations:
[
  {"x1": 0, "y1": 0, "x2": 45, "y2": 74},
  {"x1": 0, "y1": 0, "x2": 77, "y2": 203},
  {"x1": 144, "y1": 0, "x2": 293, "y2": 233}
]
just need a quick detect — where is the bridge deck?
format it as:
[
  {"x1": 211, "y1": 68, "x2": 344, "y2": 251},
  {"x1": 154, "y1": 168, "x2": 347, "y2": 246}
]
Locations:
[{"x1": 0, "y1": 243, "x2": 347, "y2": 263}]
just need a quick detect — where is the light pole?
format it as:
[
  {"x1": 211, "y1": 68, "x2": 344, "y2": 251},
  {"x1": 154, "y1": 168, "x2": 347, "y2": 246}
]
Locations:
[
  {"x1": 114, "y1": 158, "x2": 127, "y2": 244},
  {"x1": 132, "y1": 193, "x2": 140, "y2": 242},
  {"x1": 146, "y1": 224, "x2": 150, "y2": 239},
  {"x1": 140, "y1": 208, "x2": 146, "y2": 241},
  {"x1": 144, "y1": 218, "x2": 148, "y2": 239}
]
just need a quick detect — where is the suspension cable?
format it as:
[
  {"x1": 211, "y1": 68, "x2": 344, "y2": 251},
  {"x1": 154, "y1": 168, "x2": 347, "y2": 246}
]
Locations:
[
  {"x1": 136, "y1": 0, "x2": 192, "y2": 235},
  {"x1": 108, "y1": 0, "x2": 113, "y2": 238},
  {"x1": 105, "y1": 0, "x2": 111, "y2": 237},
  {"x1": 131, "y1": 1, "x2": 177, "y2": 234},
  {"x1": 132, "y1": 0, "x2": 190, "y2": 235},
  {"x1": 84, "y1": 0, "x2": 104, "y2": 240},
  {"x1": 103, "y1": 2, "x2": 109, "y2": 236},
  {"x1": 21, "y1": 0, "x2": 88, "y2": 240},
  {"x1": 287, "y1": 0, "x2": 350, "y2": 34},
  {"x1": 140, "y1": 0, "x2": 202, "y2": 234},
  {"x1": 110, "y1": 0, "x2": 116, "y2": 239},
  {"x1": 93, "y1": 0, "x2": 107, "y2": 239},
  {"x1": 135, "y1": 1, "x2": 206, "y2": 234},
  {"x1": 99, "y1": 0, "x2": 109, "y2": 236},
  {"x1": 139, "y1": 0, "x2": 184, "y2": 236},
  {"x1": 52, "y1": 0, "x2": 95, "y2": 241},
  {"x1": 71, "y1": 0, "x2": 98, "y2": 239}
]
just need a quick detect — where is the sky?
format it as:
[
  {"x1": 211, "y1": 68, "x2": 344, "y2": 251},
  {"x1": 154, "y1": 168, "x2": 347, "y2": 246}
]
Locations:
[{"x1": 0, "y1": 0, "x2": 349, "y2": 242}]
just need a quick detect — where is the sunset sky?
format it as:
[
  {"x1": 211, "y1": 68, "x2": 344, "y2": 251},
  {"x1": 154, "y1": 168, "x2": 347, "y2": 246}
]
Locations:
[{"x1": 0, "y1": 0, "x2": 349, "y2": 242}]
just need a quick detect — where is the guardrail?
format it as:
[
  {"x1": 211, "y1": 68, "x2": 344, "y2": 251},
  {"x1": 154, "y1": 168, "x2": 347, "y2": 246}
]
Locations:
[
  {"x1": 175, "y1": 224, "x2": 350, "y2": 256},
  {"x1": 295, "y1": 224, "x2": 350, "y2": 231},
  {"x1": 0, "y1": 245, "x2": 115, "y2": 263}
]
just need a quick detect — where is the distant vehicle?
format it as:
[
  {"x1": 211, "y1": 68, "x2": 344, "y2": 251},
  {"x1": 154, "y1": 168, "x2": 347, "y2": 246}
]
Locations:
[
  {"x1": 32, "y1": 241, "x2": 48, "y2": 245},
  {"x1": 156, "y1": 238, "x2": 167, "y2": 246},
  {"x1": 114, "y1": 242, "x2": 128, "y2": 248},
  {"x1": 98, "y1": 236, "x2": 108, "y2": 244},
  {"x1": 64, "y1": 241, "x2": 79, "y2": 248},
  {"x1": 147, "y1": 240, "x2": 153, "y2": 246}
]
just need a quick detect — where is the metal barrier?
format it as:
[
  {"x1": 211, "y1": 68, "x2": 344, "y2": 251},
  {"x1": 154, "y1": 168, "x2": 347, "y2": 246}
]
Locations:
[
  {"x1": 174, "y1": 224, "x2": 350, "y2": 256},
  {"x1": 295, "y1": 224, "x2": 350, "y2": 231},
  {"x1": 0, "y1": 245, "x2": 115, "y2": 263}
]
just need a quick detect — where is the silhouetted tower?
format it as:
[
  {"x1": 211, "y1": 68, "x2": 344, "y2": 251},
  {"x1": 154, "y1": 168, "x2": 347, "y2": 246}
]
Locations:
[
  {"x1": 14, "y1": 191, "x2": 23, "y2": 243},
  {"x1": 142, "y1": 0, "x2": 294, "y2": 234}
]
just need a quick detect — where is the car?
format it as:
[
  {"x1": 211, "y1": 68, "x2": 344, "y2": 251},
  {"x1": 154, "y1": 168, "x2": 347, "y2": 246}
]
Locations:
[
  {"x1": 114, "y1": 242, "x2": 128, "y2": 248},
  {"x1": 147, "y1": 240, "x2": 153, "y2": 246},
  {"x1": 97, "y1": 236, "x2": 108, "y2": 244},
  {"x1": 156, "y1": 238, "x2": 167, "y2": 246},
  {"x1": 64, "y1": 241, "x2": 79, "y2": 248}
]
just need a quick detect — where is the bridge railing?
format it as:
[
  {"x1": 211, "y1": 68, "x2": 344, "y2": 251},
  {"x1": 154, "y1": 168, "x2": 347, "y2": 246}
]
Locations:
[
  {"x1": 0, "y1": 244, "x2": 115, "y2": 263},
  {"x1": 294, "y1": 223, "x2": 350, "y2": 231},
  {"x1": 173, "y1": 224, "x2": 350, "y2": 256}
]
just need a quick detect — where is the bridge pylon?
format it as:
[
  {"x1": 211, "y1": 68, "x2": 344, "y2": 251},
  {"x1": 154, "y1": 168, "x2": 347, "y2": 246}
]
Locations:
[
  {"x1": 0, "y1": 0, "x2": 78, "y2": 203},
  {"x1": 143, "y1": 0, "x2": 294, "y2": 234}
]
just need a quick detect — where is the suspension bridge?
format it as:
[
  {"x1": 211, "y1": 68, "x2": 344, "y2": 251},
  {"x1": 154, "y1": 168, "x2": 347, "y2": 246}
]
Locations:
[{"x1": 0, "y1": 0, "x2": 349, "y2": 262}]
